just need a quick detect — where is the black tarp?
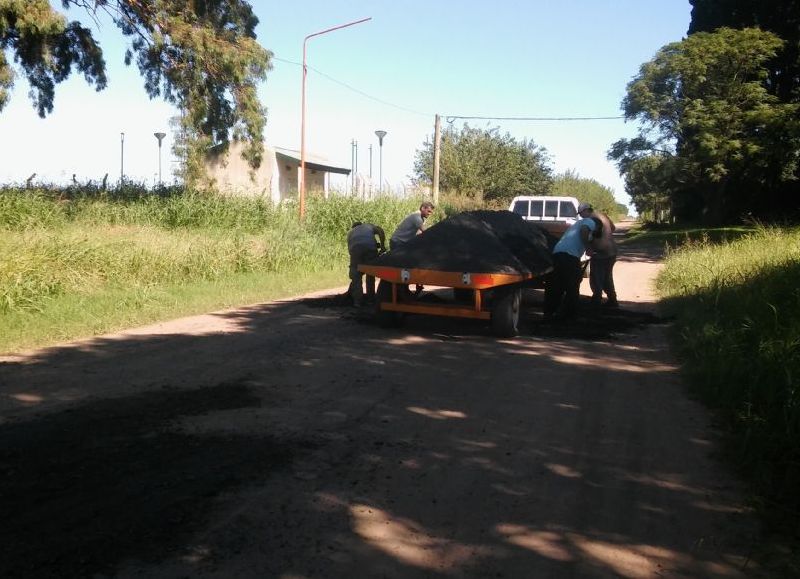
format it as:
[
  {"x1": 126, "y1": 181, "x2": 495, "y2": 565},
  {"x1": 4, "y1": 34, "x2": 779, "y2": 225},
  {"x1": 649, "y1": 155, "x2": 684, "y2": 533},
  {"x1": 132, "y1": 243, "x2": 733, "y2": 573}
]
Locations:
[{"x1": 372, "y1": 210, "x2": 554, "y2": 275}]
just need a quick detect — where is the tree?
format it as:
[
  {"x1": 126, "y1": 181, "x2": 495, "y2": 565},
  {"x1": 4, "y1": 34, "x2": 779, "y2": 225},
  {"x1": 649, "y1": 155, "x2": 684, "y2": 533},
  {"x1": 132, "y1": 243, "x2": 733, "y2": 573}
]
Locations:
[
  {"x1": 689, "y1": 0, "x2": 800, "y2": 104},
  {"x1": 609, "y1": 27, "x2": 800, "y2": 224},
  {"x1": 413, "y1": 124, "x2": 552, "y2": 204},
  {"x1": 0, "y1": 0, "x2": 271, "y2": 186},
  {"x1": 551, "y1": 170, "x2": 623, "y2": 219}
]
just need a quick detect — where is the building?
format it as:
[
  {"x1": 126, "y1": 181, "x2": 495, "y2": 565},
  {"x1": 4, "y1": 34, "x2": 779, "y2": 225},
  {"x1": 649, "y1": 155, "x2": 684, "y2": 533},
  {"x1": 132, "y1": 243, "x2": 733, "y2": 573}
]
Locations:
[{"x1": 205, "y1": 142, "x2": 351, "y2": 204}]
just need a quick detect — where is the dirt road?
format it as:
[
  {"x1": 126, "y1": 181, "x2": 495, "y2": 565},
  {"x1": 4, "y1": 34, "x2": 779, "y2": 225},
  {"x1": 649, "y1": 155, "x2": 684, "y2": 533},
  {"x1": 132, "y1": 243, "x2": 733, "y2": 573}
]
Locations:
[{"x1": 0, "y1": 232, "x2": 761, "y2": 578}]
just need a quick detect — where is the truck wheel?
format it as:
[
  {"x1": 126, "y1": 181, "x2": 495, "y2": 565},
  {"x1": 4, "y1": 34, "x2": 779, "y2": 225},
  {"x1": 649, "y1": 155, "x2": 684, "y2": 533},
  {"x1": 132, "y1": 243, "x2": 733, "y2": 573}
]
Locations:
[
  {"x1": 376, "y1": 280, "x2": 403, "y2": 328},
  {"x1": 491, "y1": 286, "x2": 521, "y2": 337}
]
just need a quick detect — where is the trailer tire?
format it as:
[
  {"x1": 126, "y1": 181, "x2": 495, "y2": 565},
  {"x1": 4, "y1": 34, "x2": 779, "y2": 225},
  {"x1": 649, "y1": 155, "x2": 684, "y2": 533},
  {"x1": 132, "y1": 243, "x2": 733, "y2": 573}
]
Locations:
[
  {"x1": 491, "y1": 286, "x2": 521, "y2": 337},
  {"x1": 376, "y1": 280, "x2": 403, "y2": 328}
]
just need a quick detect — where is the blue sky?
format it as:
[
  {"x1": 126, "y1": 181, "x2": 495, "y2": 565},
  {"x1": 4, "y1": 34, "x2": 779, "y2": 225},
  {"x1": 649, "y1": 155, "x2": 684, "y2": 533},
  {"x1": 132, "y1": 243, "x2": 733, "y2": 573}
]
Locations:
[{"x1": 0, "y1": 1, "x2": 692, "y2": 208}]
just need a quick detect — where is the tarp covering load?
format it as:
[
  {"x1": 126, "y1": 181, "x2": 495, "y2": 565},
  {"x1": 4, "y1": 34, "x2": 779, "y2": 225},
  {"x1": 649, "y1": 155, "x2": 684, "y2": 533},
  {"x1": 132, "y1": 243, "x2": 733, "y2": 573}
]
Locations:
[{"x1": 373, "y1": 210, "x2": 553, "y2": 275}]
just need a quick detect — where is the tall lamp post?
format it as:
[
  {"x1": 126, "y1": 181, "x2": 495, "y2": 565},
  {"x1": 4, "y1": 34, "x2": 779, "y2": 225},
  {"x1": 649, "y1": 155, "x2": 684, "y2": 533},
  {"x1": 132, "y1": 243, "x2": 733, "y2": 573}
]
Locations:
[
  {"x1": 154, "y1": 132, "x2": 166, "y2": 185},
  {"x1": 300, "y1": 16, "x2": 371, "y2": 219},
  {"x1": 120, "y1": 132, "x2": 125, "y2": 183},
  {"x1": 375, "y1": 130, "x2": 387, "y2": 194}
]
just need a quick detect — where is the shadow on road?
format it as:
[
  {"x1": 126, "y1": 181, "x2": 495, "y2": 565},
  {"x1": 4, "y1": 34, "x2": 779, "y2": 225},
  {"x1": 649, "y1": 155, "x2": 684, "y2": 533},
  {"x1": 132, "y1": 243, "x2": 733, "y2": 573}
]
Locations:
[{"x1": 0, "y1": 246, "x2": 758, "y2": 578}]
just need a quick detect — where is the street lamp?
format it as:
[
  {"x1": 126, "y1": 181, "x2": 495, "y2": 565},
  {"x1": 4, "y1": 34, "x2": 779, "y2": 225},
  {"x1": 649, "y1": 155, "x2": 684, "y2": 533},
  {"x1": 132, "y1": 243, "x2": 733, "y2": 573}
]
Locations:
[
  {"x1": 154, "y1": 132, "x2": 166, "y2": 185},
  {"x1": 375, "y1": 130, "x2": 387, "y2": 194},
  {"x1": 120, "y1": 132, "x2": 125, "y2": 183},
  {"x1": 300, "y1": 16, "x2": 371, "y2": 219}
]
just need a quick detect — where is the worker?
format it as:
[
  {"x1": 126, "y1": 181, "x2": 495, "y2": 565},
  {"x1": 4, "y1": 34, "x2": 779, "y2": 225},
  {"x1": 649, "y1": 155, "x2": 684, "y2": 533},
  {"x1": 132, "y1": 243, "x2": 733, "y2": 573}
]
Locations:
[
  {"x1": 390, "y1": 201, "x2": 435, "y2": 250},
  {"x1": 347, "y1": 222, "x2": 386, "y2": 307},
  {"x1": 543, "y1": 202, "x2": 599, "y2": 321},
  {"x1": 588, "y1": 209, "x2": 618, "y2": 308}
]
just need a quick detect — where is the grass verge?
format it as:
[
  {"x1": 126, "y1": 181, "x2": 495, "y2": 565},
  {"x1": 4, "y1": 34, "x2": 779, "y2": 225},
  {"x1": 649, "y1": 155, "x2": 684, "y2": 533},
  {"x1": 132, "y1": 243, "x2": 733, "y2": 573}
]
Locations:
[
  {"x1": 0, "y1": 268, "x2": 345, "y2": 354},
  {"x1": 0, "y1": 186, "x2": 426, "y2": 354},
  {"x1": 656, "y1": 224, "x2": 800, "y2": 572}
]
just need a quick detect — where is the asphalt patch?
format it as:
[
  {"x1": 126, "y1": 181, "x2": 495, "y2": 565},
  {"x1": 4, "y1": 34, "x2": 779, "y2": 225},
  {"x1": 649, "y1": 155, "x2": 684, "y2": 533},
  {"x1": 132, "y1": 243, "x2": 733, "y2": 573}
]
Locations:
[
  {"x1": 303, "y1": 291, "x2": 669, "y2": 340},
  {"x1": 0, "y1": 380, "x2": 302, "y2": 578},
  {"x1": 525, "y1": 305, "x2": 671, "y2": 341}
]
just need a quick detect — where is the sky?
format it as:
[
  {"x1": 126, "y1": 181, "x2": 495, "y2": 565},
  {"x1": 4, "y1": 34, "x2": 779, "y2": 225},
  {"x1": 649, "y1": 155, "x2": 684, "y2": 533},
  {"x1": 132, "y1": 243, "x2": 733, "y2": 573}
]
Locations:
[{"x1": 0, "y1": 1, "x2": 692, "y2": 209}]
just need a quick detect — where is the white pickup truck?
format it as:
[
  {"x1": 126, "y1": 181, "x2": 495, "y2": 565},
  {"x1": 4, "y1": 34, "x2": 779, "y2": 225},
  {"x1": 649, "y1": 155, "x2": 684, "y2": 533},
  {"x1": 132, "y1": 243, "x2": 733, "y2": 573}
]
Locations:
[{"x1": 508, "y1": 195, "x2": 580, "y2": 237}]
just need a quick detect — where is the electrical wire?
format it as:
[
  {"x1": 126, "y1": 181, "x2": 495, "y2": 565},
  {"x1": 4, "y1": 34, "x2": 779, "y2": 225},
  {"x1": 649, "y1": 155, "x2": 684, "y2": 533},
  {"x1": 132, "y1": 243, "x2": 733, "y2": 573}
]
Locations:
[
  {"x1": 272, "y1": 56, "x2": 624, "y2": 123},
  {"x1": 272, "y1": 56, "x2": 432, "y2": 117},
  {"x1": 445, "y1": 115, "x2": 624, "y2": 122}
]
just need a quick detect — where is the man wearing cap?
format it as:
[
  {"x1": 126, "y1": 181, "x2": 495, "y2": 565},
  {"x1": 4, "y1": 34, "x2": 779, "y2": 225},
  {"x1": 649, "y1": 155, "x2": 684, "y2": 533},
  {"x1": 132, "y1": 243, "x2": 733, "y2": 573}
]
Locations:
[
  {"x1": 544, "y1": 202, "x2": 598, "y2": 320},
  {"x1": 588, "y1": 208, "x2": 618, "y2": 307},
  {"x1": 347, "y1": 221, "x2": 386, "y2": 307}
]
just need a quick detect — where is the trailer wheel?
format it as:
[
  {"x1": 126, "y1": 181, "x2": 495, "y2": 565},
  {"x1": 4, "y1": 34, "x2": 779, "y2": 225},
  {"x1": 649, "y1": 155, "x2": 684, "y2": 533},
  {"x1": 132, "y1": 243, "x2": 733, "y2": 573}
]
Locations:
[
  {"x1": 491, "y1": 286, "x2": 521, "y2": 337},
  {"x1": 376, "y1": 280, "x2": 403, "y2": 328}
]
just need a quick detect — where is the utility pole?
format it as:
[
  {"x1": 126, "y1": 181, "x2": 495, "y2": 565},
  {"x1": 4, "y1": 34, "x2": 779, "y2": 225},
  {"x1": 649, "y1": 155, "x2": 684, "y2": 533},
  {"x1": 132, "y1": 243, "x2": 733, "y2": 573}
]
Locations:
[
  {"x1": 432, "y1": 114, "x2": 441, "y2": 205},
  {"x1": 368, "y1": 144, "x2": 373, "y2": 198},
  {"x1": 120, "y1": 132, "x2": 125, "y2": 183},
  {"x1": 350, "y1": 139, "x2": 356, "y2": 195}
]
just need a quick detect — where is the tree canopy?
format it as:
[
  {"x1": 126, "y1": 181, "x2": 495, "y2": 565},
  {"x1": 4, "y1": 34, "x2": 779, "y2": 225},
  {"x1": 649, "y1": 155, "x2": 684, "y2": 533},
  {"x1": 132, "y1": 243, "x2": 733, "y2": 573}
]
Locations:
[
  {"x1": 609, "y1": 27, "x2": 800, "y2": 224},
  {"x1": 0, "y1": 0, "x2": 271, "y2": 185},
  {"x1": 689, "y1": 0, "x2": 800, "y2": 104},
  {"x1": 413, "y1": 124, "x2": 552, "y2": 204},
  {"x1": 552, "y1": 170, "x2": 624, "y2": 219}
]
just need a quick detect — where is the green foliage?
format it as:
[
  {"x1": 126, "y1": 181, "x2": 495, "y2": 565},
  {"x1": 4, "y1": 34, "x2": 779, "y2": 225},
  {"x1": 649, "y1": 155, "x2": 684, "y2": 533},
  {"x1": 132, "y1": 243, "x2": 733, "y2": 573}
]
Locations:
[
  {"x1": 610, "y1": 27, "x2": 800, "y2": 224},
  {"x1": 657, "y1": 225, "x2": 800, "y2": 534},
  {"x1": 0, "y1": 1, "x2": 270, "y2": 186},
  {"x1": 689, "y1": 0, "x2": 800, "y2": 104},
  {"x1": 0, "y1": 0, "x2": 107, "y2": 115},
  {"x1": 413, "y1": 124, "x2": 553, "y2": 204},
  {"x1": 551, "y1": 170, "x2": 623, "y2": 219},
  {"x1": 0, "y1": 186, "x2": 424, "y2": 322}
]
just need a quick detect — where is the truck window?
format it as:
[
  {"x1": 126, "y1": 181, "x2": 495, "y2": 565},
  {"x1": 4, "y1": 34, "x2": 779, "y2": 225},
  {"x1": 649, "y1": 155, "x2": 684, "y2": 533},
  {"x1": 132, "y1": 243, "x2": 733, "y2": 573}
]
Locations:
[
  {"x1": 530, "y1": 200, "x2": 544, "y2": 218},
  {"x1": 511, "y1": 200, "x2": 529, "y2": 217},
  {"x1": 559, "y1": 201, "x2": 577, "y2": 218},
  {"x1": 544, "y1": 200, "x2": 558, "y2": 218}
]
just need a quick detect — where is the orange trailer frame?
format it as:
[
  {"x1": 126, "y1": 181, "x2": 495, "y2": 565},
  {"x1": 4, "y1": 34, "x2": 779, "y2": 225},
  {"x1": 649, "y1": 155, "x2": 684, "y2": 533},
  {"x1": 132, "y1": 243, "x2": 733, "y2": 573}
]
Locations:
[{"x1": 359, "y1": 264, "x2": 549, "y2": 323}]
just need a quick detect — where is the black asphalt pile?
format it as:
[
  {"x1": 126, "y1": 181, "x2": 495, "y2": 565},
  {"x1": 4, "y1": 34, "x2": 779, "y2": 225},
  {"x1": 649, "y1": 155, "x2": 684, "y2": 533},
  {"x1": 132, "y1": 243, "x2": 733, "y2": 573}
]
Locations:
[{"x1": 373, "y1": 210, "x2": 553, "y2": 275}]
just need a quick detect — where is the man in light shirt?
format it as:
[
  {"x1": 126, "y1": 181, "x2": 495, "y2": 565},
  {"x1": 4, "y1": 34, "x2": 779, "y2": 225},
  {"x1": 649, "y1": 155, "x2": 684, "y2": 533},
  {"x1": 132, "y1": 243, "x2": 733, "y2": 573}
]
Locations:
[{"x1": 543, "y1": 202, "x2": 598, "y2": 320}]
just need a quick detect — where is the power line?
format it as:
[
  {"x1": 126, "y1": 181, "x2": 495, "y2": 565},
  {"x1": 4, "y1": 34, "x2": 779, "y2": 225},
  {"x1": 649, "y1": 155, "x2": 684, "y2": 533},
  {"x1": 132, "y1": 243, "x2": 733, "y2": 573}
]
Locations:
[
  {"x1": 272, "y1": 56, "x2": 432, "y2": 117},
  {"x1": 445, "y1": 115, "x2": 624, "y2": 122},
  {"x1": 272, "y1": 56, "x2": 624, "y2": 123}
]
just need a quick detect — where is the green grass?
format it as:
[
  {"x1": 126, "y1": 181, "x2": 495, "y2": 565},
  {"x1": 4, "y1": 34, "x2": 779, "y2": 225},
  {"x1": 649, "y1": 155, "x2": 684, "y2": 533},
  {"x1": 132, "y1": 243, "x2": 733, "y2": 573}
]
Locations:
[
  {"x1": 657, "y1": 224, "x2": 800, "y2": 552},
  {"x1": 0, "y1": 268, "x2": 345, "y2": 353},
  {"x1": 621, "y1": 221, "x2": 755, "y2": 248},
  {"x1": 0, "y1": 185, "x2": 424, "y2": 353}
]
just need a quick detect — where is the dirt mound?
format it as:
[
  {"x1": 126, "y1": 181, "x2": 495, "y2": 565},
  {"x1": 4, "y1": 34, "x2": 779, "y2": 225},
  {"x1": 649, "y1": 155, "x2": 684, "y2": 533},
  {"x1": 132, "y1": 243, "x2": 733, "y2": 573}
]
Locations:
[{"x1": 374, "y1": 210, "x2": 553, "y2": 275}]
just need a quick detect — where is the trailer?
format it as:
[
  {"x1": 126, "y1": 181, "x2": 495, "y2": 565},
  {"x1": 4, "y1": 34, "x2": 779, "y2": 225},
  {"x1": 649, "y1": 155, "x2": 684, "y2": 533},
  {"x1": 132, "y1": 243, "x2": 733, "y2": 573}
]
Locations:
[{"x1": 358, "y1": 264, "x2": 551, "y2": 337}]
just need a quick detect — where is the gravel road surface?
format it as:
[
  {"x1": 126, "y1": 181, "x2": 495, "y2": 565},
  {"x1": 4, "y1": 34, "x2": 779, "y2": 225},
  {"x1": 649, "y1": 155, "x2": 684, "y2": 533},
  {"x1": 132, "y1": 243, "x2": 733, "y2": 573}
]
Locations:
[{"x1": 0, "y1": 226, "x2": 761, "y2": 578}]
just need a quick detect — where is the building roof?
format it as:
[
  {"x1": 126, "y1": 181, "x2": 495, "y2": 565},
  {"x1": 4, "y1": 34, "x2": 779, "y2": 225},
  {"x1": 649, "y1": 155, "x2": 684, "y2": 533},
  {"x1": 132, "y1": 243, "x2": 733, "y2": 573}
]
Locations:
[{"x1": 274, "y1": 148, "x2": 351, "y2": 175}]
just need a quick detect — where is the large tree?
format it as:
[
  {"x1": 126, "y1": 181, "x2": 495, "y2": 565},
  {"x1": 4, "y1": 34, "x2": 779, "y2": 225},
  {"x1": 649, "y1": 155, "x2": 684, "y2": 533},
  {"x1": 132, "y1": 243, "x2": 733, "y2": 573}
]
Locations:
[
  {"x1": 413, "y1": 124, "x2": 552, "y2": 204},
  {"x1": 609, "y1": 27, "x2": 800, "y2": 224},
  {"x1": 0, "y1": 0, "x2": 271, "y2": 185},
  {"x1": 689, "y1": 0, "x2": 800, "y2": 104},
  {"x1": 551, "y1": 170, "x2": 623, "y2": 219}
]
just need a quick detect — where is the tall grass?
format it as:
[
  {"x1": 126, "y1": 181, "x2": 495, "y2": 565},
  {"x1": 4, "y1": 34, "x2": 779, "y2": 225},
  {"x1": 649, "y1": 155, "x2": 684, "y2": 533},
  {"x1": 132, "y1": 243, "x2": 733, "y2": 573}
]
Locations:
[
  {"x1": 657, "y1": 226, "x2": 800, "y2": 534},
  {"x1": 0, "y1": 185, "x2": 426, "y2": 351}
]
